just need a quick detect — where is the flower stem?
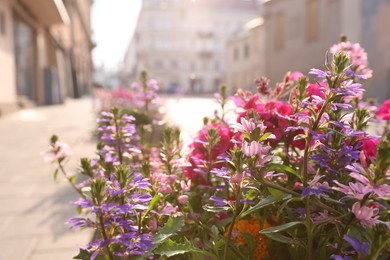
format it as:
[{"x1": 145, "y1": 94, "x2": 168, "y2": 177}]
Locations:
[
  {"x1": 57, "y1": 161, "x2": 86, "y2": 199},
  {"x1": 224, "y1": 189, "x2": 241, "y2": 260},
  {"x1": 98, "y1": 211, "x2": 114, "y2": 260},
  {"x1": 305, "y1": 198, "x2": 313, "y2": 260}
]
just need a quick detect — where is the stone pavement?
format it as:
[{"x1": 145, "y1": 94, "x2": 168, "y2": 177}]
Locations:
[{"x1": 0, "y1": 98, "x2": 97, "y2": 260}]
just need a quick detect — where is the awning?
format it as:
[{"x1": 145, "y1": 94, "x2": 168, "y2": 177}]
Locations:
[{"x1": 19, "y1": 0, "x2": 70, "y2": 26}]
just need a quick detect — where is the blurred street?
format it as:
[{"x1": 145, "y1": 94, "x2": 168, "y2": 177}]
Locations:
[
  {"x1": 162, "y1": 96, "x2": 224, "y2": 143},
  {"x1": 0, "y1": 98, "x2": 96, "y2": 260}
]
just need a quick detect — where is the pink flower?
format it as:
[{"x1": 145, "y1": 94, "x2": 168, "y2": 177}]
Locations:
[
  {"x1": 329, "y1": 41, "x2": 373, "y2": 79},
  {"x1": 45, "y1": 141, "x2": 71, "y2": 163},
  {"x1": 160, "y1": 202, "x2": 182, "y2": 217},
  {"x1": 230, "y1": 173, "x2": 244, "y2": 184},
  {"x1": 351, "y1": 202, "x2": 380, "y2": 228},
  {"x1": 178, "y1": 195, "x2": 189, "y2": 205},
  {"x1": 288, "y1": 71, "x2": 304, "y2": 81},
  {"x1": 376, "y1": 99, "x2": 390, "y2": 120},
  {"x1": 231, "y1": 118, "x2": 256, "y2": 134},
  {"x1": 242, "y1": 141, "x2": 261, "y2": 157},
  {"x1": 147, "y1": 218, "x2": 158, "y2": 231},
  {"x1": 180, "y1": 180, "x2": 191, "y2": 192}
]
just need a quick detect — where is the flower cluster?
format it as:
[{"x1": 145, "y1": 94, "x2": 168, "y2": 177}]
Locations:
[{"x1": 48, "y1": 41, "x2": 390, "y2": 260}]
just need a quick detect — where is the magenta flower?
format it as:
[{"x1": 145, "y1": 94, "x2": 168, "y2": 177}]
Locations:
[
  {"x1": 376, "y1": 99, "x2": 390, "y2": 120},
  {"x1": 351, "y1": 202, "x2": 380, "y2": 228}
]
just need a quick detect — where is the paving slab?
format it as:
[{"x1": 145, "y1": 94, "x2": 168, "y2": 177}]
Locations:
[{"x1": 0, "y1": 98, "x2": 96, "y2": 259}]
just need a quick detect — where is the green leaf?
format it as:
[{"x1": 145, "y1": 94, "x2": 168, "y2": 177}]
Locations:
[
  {"x1": 211, "y1": 225, "x2": 219, "y2": 237},
  {"x1": 141, "y1": 194, "x2": 161, "y2": 223},
  {"x1": 259, "y1": 132, "x2": 274, "y2": 141},
  {"x1": 266, "y1": 163, "x2": 302, "y2": 181},
  {"x1": 263, "y1": 232, "x2": 294, "y2": 244},
  {"x1": 53, "y1": 168, "x2": 59, "y2": 180},
  {"x1": 155, "y1": 239, "x2": 217, "y2": 259},
  {"x1": 73, "y1": 249, "x2": 92, "y2": 259},
  {"x1": 260, "y1": 221, "x2": 304, "y2": 234},
  {"x1": 241, "y1": 194, "x2": 292, "y2": 218},
  {"x1": 242, "y1": 133, "x2": 250, "y2": 140},
  {"x1": 70, "y1": 175, "x2": 76, "y2": 185},
  {"x1": 153, "y1": 216, "x2": 184, "y2": 244},
  {"x1": 250, "y1": 127, "x2": 261, "y2": 141},
  {"x1": 268, "y1": 187, "x2": 283, "y2": 201}
]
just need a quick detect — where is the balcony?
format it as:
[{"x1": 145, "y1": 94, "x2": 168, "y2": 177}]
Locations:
[{"x1": 19, "y1": 0, "x2": 70, "y2": 25}]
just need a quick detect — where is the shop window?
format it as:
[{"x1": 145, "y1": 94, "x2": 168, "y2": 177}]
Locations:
[
  {"x1": 14, "y1": 15, "x2": 36, "y2": 101},
  {"x1": 234, "y1": 47, "x2": 239, "y2": 61},
  {"x1": 0, "y1": 10, "x2": 5, "y2": 35},
  {"x1": 244, "y1": 44, "x2": 250, "y2": 58}
]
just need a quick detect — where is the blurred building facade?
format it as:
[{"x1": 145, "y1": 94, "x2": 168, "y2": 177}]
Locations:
[
  {"x1": 226, "y1": 17, "x2": 265, "y2": 93},
  {"x1": 0, "y1": 0, "x2": 93, "y2": 115},
  {"x1": 263, "y1": 0, "x2": 390, "y2": 102},
  {"x1": 122, "y1": 0, "x2": 261, "y2": 94}
]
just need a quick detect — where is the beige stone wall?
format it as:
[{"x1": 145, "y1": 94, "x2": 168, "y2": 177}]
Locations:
[
  {"x1": 131, "y1": 0, "x2": 260, "y2": 93},
  {"x1": 226, "y1": 19, "x2": 265, "y2": 94},
  {"x1": 0, "y1": 0, "x2": 17, "y2": 111},
  {"x1": 370, "y1": 2, "x2": 390, "y2": 102},
  {"x1": 263, "y1": 0, "x2": 347, "y2": 84}
]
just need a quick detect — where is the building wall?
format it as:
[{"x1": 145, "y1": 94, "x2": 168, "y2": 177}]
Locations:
[
  {"x1": 362, "y1": 0, "x2": 390, "y2": 103},
  {"x1": 263, "y1": 0, "x2": 389, "y2": 102},
  {"x1": 263, "y1": 0, "x2": 349, "y2": 85},
  {"x1": 128, "y1": 0, "x2": 260, "y2": 94},
  {"x1": 226, "y1": 19, "x2": 265, "y2": 94},
  {"x1": 0, "y1": 0, "x2": 17, "y2": 114},
  {"x1": 0, "y1": 0, "x2": 93, "y2": 115}
]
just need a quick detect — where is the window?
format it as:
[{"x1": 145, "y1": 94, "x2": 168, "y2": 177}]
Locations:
[
  {"x1": 244, "y1": 44, "x2": 250, "y2": 58},
  {"x1": 155, "y1": 60, "x2": 163, "y2": 69},
  {"x1": 275, "y1": 11, "x2": 285, "y2": 50},
  {"x1": 171, "y1": 60, "x2": 177, "y2": 69},
  {"x1": 215, "y1": 61, "x2": 220, "y2": 71},
  {"x1": 234, "y1": 47, "x2": 239, "y2": 61},
  {"x1": 307, "y1": 0, "x2": 319, "y2": 41}
]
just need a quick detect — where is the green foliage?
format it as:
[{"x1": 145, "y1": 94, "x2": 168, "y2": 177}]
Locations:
[{"x1": 154, "y1": 217, "x2": 184, "y2": 244}]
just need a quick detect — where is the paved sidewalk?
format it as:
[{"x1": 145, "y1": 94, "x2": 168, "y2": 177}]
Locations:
[{"x1": 0, "y1": 98, "x2": 96, "y2": 260}]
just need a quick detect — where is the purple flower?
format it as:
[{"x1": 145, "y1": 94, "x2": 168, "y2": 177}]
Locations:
[
  {"x1": 111, "y1": 232, "x2": 154, "y2": 256},
  {"x1": 343, "y1": 234, "x2": 369, "y2": 255},
  {"x1": 210, "y1": 195, "x2": 228, "y2": 207},
  {"x1": 210, "y1": 167, "x2": 230, "y2": 181},
  {"x1": 309, "y1": 68, "x2": 332, "y2": 80},
  {"x1": 332, "y1": 80, "x2": 365, "y2": 97},
  {"x1": 65, "y1": 217, "x2": 93, "y2": 229},
  {"x1": 301, "y1": 175, "x2": 331, "y2": 197},
  {"x1": 80, "y1": 239, "x2": 110, "y2": 260},
  {"x1": 74, "y1": 199, "x2": 93, "y2": 208},
  {"x1": 331, "y1": 255, "x2": 352, "y2": 260},
  {"x1": 333, "y1": 163, "x2": 390, "y2": 199}
]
